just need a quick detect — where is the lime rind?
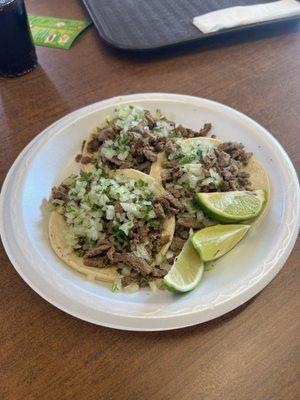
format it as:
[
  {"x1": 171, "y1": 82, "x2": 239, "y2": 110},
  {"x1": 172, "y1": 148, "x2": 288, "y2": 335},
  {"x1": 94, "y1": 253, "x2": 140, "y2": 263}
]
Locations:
[
  {"x1": 163, "y1": 241, "x2": 204, "y2": 293},
  {"x1": 164, "y1": 266, "x2": 204, "y2": 293},
  {"x1": 194, "y1": 190, "x2": 266, "y2": 223}
]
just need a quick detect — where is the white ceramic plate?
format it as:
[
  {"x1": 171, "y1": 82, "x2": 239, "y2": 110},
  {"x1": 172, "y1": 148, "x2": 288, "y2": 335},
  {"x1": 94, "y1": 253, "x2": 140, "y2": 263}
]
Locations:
[{"x1": 1, "y1": 93, "x2": 299, "y2": 331}]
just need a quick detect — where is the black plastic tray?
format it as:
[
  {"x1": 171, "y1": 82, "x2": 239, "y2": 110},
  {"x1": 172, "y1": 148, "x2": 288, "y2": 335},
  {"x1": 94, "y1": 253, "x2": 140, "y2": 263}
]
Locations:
[{"x1": 82, "y1": 0, "x2": 300, "y2": 51}]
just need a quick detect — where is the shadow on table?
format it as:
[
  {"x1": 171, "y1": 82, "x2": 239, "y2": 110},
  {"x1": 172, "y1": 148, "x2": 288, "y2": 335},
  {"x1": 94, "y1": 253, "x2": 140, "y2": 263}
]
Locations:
[{"x1": 99, "y1": 20, "x2": 300, "y2": 62}]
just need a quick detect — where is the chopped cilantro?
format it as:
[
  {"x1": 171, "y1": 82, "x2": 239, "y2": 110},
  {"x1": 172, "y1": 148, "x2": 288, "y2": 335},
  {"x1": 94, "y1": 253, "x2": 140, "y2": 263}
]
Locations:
[
  {"x1": 112, "y1": 225, "x2": 130, "y2": 243},
  {"x1": 117, "y1": 134, "x2": 130, "y2": 145},
  {"x1": 179, "y1": 156, "x2": 194, "y2": 165},
  {"x1": 168, "y1": 130, "x2": 179, "y2": 138},
  {"x1": 79, "y1": 172, "x2": 92, "y2": 182},
  {"x1": 76, "y1": 250, "x2": 85, "y2": 258},
  {"x1": 196, "y1": 149, "x2": 203, "y2": 160},
  {"x1": 135, "y1": 179, "x2": 148, "y2": 188},
  {"x1": 147, "y1": 220, "x2": 160, "y2": 229},
  {"x1": 139, "y1": 276, "x2": 150, "y2": 286},
  {"x1": 66, "y1": 204, "x2": 76, "y2": 213},
  {"x1": 145, "y1": 192, "x2": 154, "y2": 201}
]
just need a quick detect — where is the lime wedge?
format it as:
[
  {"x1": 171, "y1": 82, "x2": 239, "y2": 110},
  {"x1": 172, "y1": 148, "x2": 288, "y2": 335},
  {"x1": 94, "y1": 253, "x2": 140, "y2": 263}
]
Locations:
[
  {"x1": 191, "y1": 224, "x2": 250, "y2": 262},
  {"x1": 194, "y1": 190, "x2": 266, "y2": 223},
  {"x1": 164, "y1": 240, "x2": 204, "y2": 293}
]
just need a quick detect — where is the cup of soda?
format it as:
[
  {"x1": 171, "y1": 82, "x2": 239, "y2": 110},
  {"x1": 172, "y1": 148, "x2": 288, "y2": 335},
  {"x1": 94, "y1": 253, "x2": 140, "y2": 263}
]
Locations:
[{"x1": 0, "y1": 0, "x2": 38, "y2": 77}]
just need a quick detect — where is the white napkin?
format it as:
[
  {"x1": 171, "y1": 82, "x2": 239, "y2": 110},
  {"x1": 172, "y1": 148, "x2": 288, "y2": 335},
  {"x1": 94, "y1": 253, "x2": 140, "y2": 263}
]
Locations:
[{"x1": 193, "y1": 0, "x2": 300, "y2": 34}]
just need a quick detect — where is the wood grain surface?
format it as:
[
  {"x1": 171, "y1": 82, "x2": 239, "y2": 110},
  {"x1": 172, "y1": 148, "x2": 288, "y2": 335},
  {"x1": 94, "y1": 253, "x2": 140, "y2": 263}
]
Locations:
[{"x1": 0, "y1": 1, "x2": 299, "y2": 399}]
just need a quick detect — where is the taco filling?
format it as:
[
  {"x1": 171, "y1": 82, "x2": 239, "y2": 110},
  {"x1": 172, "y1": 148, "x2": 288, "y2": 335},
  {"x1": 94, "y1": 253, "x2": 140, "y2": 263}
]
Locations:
[
  {"x1": 155, "y1": 137, "x2": 263, "y2": 258},
  {"x1": 49, "y1": 166, "x2": 177, "y2": 288},
  {"x1": 79, "y1": 105, "x2": 212, "y2": 173},
  {"x1": 49, "y1": 106, "x2": 269, "y2": 293}
]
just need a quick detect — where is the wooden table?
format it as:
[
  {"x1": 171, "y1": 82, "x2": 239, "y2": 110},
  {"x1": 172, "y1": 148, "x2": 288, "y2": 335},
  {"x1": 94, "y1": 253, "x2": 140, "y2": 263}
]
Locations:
[{"x1": 0, "y1": 1, "x2": 299, "y2": 399}]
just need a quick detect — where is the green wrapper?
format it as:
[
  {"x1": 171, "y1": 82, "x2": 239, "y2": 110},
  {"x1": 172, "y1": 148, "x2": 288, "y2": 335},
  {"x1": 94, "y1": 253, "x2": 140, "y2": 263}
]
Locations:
[{"x1": 28, "y1": 15, "x2": 92, "y2": 49}]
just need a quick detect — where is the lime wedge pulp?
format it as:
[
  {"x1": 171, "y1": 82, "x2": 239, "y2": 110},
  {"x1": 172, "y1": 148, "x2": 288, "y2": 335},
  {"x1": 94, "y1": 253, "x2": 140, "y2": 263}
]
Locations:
[
  {"x1": 194, "y1": 190, "x2": 266, "y2": 223},
  {"x1": 191, "y1": 224, "x2": 250, "y2": 262},
  {"x1": 164, "y1": 240, "x2": 204, "y2": 293}
]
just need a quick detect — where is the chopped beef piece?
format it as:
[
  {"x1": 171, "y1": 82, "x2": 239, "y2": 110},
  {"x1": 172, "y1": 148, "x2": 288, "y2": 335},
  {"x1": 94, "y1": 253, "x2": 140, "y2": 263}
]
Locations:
[
  {"x1": 173, "y1": 168, "x2": 184, "y2": 180},
  {"x1": 154, "y1": 137, "x2": 167, "y2": 152},
  {"x1": 216, "y1": 150, "x2": 231, "y2": 167},
  {"x1": 121, "y1": 276, "x2": 136, "y2": 287},
  {"x1": 198, "y1": 123, "x2": 212, "y2": 137},
  {"x1": 202, "y1": 152, "x2": 217, "y2": 168},
  {"x1": 107, "y1": 247, "x2": 117, "y2": 262},
  {"x1": 114, "y1": 201, "x2": 123, "y2": 214},
  {"x1": 166, "y1": 186, "x2": 181, "y2": 198},
  {"x1": 83, "y1": 257, "x2": 105, "y2": 268},
  {"x1": 130, "y1": 138, "x2": 144, "y2": 155},
  {"x1": 228, "y1": 179, "x2": 240, "y2": 191},
  {"x1": 151, "y1": 267, "x2": 167, "y2": 278},
  {"x1": 132, "y1": 222, "x2": 149, "y2": 238},
  {"x1": 154, "y1": 192, "x2": 182, "y2": 216},
  {"x1": 153, "y1": 203, "x2": 166, "y2": 219},
  {"x1": 154, "y1": 197, "x2": 173, "y2": 216},
  {"x1": 75, "y1": 153, "x2": 82, "y2": 162},
  {"x1": 163, "y1": 192, "x2": 182, "y2": 211},
  {"x1": 144, "y1": 112, "x2": 156, "y2": 128},
  {"x1": 143, "y1": 148, "x2": 157, "y2": 162},
  {"x1": 165, "y1": 140, "x2": 178, "y2": 155},
  {"x1": 109, "y1": 157, "x2": 134, "y2": 168},
  {"x1": 136, "y1": 161, "x2": 151, "y2": 173},
  {"x1": 161, "y1": 169, "x2": 174, "y2": 183},
  {"x1": 217, "y1": 142, "x2": 252, "y2": 165},
  {"x1": 222, "y1": 168, "x2": 233, "y2": 181},
  {"x1": 154, "y1": 235, "x2": 171, "y2": 253},
  {"x1": 142, "y1": 130, "x2": 157, "y2": 144},
  {"x1": 175, "y1": 227, "x2": 190, "y2": 240},
  {"x1": 162, "y1": 167, "x2": 184, "y2": 183},
  {"x1": 51, "y1": 185, "x2": 69, "y2": 202},
  {"x1": 97, "y1": 127, "x2": 116, "y2": 144},
  {"x1": 87, "y1": 137, "x2": 100, "y2": 153},
  {"x1": 176, "y1": 125, "x2": 198, "y2": 138},
  {"x1": 148, "y1": 230, "x2": 160, "y2": 244},
  {"x1": 84, "y1": 239, "x2": 111, "y2": 258},
  {"x1": 176, "y1": 217, "x2": 203, "y2": 230},
  {"x1": 107, "y1": 248, "x2": 152, "y2": 276},
  {"x1": 211, "y1": 134, "x2": 216, "y2": 139},
  {"x1": 81, "y1": 156, "x2": 93, "y2": 164},
  {"x1": 132, "y1": 155, "x2": 145, "y2": 166},
  {"x1": 170, "y1": 236, "x2": 186, "y2": 252},
  {"x1": 162, "y1": 160, "x2": 178, "y2": 169}
]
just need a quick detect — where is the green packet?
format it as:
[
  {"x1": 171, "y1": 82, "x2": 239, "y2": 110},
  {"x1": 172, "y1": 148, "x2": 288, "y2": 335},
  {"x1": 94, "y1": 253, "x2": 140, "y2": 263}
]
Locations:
[{"x1": 28, "y1": 15, "x2": 92, "y2": 49}]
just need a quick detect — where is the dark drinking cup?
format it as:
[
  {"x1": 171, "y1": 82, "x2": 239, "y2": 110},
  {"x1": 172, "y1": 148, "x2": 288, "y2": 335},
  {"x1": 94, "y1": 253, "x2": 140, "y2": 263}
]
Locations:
[{"x1": 0, "y1": 0, "x2": 37, "y2": 77}]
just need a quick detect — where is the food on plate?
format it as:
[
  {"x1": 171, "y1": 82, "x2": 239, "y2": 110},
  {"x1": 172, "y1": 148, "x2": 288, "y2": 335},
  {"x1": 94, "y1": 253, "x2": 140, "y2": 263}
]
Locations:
[
  {"x1": 48, "y1": 105, "x2": 269, "y2": 293},
  {"x1": 163, "y1": 240, "x2": 204, "y2": 293},
  {"x1": 152, "y1": 137, "x2": 269, "y2": 259},
  {"x1": 78, "y1": 105, "x2": 212, "y2": 174},
  {"x1": 194, "y1": 190, "x2": 266, "y2": 223},
  {"x1": 49, "y1": 167, "x2": 176, "y2": 289},
  {"x1": 191, "y1": 224, "x2": 250, "y2": 263}
]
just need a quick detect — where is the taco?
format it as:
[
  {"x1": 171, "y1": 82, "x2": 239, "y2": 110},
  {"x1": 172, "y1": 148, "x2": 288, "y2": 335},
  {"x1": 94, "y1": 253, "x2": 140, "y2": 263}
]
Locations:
[
  {"x1": 49, "y1": 167, "x2": 176, "y2": 288},
  {"x1": 79, "y1": 105, "x2": 212, "y2": 174},
  {"x1": 150, "y1": 137, "x2": 269, "y2": 259}
]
